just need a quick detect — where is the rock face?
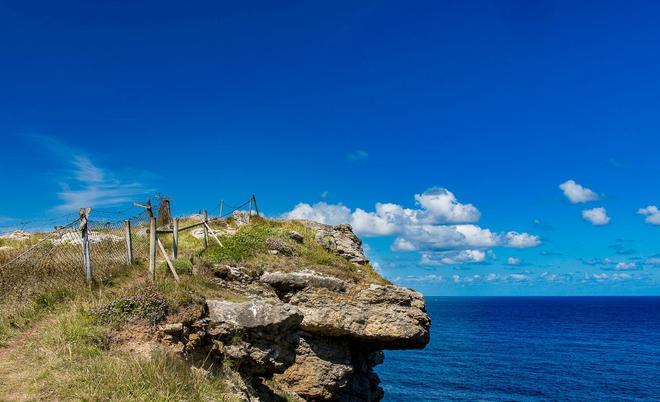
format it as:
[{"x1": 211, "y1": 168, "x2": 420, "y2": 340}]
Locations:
[
  {"x1": 261, "y1": 271, "x2": 347, "y2": 293},
  {"x1": 274, "y1": 335, "x2": 354, "y2": 400},
  {"x1": 300, "y1": 221, "x2": 369, "y2": 265},
  {"x1": 289, "y1": 285, "x2": 430, "y2": 350},
  {"x1": 166, "y1": 224, "x2": 429, "y2": 401},
  {"x1": 206, "y1": 300, "x2": 303, "y2": 375}
]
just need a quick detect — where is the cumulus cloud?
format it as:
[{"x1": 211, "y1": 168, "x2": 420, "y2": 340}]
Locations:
[
  {"x1": 282, "y1": 188, "x2": 541, "y2": 263},
  {"x1": 282, "y1": 202, "x2": 351, "y2": 225},
  {"x1": 638, "y1": 205, "x2": 660, "y2": 225},
  {"x1": 414, "y1": 188, "x2": 480, "y2": 223},
  {"x1": 581, "y1": 207, "x2": 610, "y2": 225},
  {"x1": 559, "y1": 180, "x2": 599, "y2": 203},
  {"x1": 507, "y1": 257, "x2": 521, "y2": 265}
]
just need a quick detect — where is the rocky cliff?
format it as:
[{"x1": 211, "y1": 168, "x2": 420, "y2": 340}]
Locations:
[{"x1": 158, "y1": 220, "x2": 430, "y2": 401}]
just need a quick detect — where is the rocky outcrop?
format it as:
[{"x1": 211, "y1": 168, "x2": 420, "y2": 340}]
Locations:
[
  {"x1": 206, "y1": 300, "x2": 303, "y2": 375},
  {"x1": 274, "y1": 335, "x2": 354, "y2": 400},
  {"x1": 288, "y1": 285, "x2": 429, "y2": 350},
  {"x1": 260, "y1": 271, "x2": 347, "y2": 293},
  {"x1": 299, "y1": 221, "x2": 369, "y2": 265},
  {"x1": 162, "y1": 224, "x2": 428, "y2": 401}
]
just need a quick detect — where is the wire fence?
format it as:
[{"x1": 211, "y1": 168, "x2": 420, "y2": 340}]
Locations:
[{"x1": 0, "y1": 195, "x2": 259, "y2": 311}]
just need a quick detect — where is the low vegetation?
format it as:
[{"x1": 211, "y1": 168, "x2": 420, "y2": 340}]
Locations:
[{"x1": 0, "y1": 216, "x2": 387, "y2": 400}]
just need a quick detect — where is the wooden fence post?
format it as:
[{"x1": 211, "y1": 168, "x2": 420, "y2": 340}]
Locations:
[
  {"x1": 203, "y1": 210, "x2": 209, "y2": 249},
  {"x1": 252, "y1": 194, "x2": 259, "y2": 217},
  {"x1": 219, "y1": 200, "x2": 224, "y2": 219},
  {"x1": 173, "y1": 218, "x2": 179, "y2": 259},
  {"x1": 248, "y1": 197, "x2": 253, "y2": 223},
  {"x1": 79, "y1": 208, "x2": 93, "y2": 285},
  {"x1": 149, "y1": 216, "x2": 156, "y2": 281},
  {"x1": 124, "y1": 219, "x2": 133, "y2": 265}
]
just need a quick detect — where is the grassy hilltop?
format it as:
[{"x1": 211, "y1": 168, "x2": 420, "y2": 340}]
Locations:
[{"x1": 0, "y1": 217, "x2": 387, "y2": 401}]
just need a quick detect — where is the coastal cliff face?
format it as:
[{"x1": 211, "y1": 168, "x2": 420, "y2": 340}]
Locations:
[{"x1": 159, "y1": 219, "x2": 431, "y2": 401}]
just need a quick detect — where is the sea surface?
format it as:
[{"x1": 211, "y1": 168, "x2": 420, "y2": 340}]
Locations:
[{"x1": 376, "y1": 297, "x2": 660, "y2": 401}]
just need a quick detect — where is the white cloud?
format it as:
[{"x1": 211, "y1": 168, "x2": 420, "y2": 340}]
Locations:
[
  {"x1": 638, "y1": 205, "x2": 660, "y2": 225},
  {"x1": 615, "y1": 262, "x2": 637, "y2": 271},
  {"x1": 351, "y1": 207, "x2": 399, "y2": 236},
  {"x1": 56, "y1": 155, "x2": 150, "y2": 212},
  {"x1": 282, "y1": 202, "x2": 351, "y2": 225},
  {"x1": 398, "y1": 224, "x2": 540, "y2": 251},
  {"x1": 507, "y1": 257, "x2": 521, "y2": 265},
  {"x1": 414, "y1": 188, "x2": 480, "y2": 223},
  {"x1": 645, "y1": 257, "x2": 660, "y2": 266},
  {"x1": 502, "y1": 232, "x2": 542, "y2": 248},
  {"x1": 390, "y1": 238, "x2": 417, "y2": 251},
  {"x1": 581, "y1": 207, "x2": 610, "y2": 225},
  {"x1": 559, "y1": 180, "x2": 599, "y2": 203},
  {"x1": 420, "y1": 249, "x2": 486, "y2": 265},
  {"x1": 282, "y1": 188, "x2": 541, "y2": 255}
]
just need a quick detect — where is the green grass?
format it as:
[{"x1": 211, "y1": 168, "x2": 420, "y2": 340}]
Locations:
[
  {"x1": 26, "y1": 306, "x2": 234, "y2": 402},
  {"x1": 202, "y1": 219, "x2": 389, "y2": 285}
]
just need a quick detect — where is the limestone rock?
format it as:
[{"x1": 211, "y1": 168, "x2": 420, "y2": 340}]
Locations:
[
  {"x1": 232, "y1": 211, "x2": 250, "y2": 226},
  {"x1": 299, "y1": 221, "x2": 368, "y2": 265},
  {"x1": 206, "y1": 300, "x2": 303, "y2": 375},
  {"x1": 0, "y1": 230, "x2": 31, "y2": 241},
  {"x1": 275, "y1": 335, "x2": 353, "y2": 400},
  {"x1": 288, "y1": 230, "x2": 304, "y2": 243},
  {"x1": 206, "y1": 300, "x2": 303, "y2": 337},
  {"x1": 289, "y1": 285, "x2": 430, "y2": 349},
  {"x1": 265, "y1": 237, "x2": 294, "y2": 256},
  {"x1": 261, "y1": 271, "x2": 346, "y2": 293}
]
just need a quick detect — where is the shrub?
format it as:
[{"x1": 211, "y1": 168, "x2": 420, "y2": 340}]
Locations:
[{"x1": 93, "y1": 289, "x2": 168, "y2": 326}]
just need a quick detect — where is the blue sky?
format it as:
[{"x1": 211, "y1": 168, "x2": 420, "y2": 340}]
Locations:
[{"x1": 2, "y1": 1, "x2": 660, "y2": 295}]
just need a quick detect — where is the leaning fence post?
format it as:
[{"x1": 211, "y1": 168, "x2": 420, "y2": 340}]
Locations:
[
  {"x1": 252, "y1": 194, "x2": 259, "y2": 217},
  {"x1": 149, "y1": 216, "x2": 156, "y2": 281},
  {"x1": 173, "y1": 218, "x2": 179, "y2": 259},
  {"x1": 248, "y1": 197, "x2": 253, "y2": 223},
  {"x1": 124, "y1": 220, "x2": 133, "y2": 265},
  {"x1": 79, "y1": 208, "x2": 93, "y2": 285},
  {"x1": 202, "y1": 210, "x2": 209, "y2": 249}
]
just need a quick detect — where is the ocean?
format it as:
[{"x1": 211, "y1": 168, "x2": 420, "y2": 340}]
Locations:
[{"x1": 377, "y1": 297, "x2": 660, "y2": 401}]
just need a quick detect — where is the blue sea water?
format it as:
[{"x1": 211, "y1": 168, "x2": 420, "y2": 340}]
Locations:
[{"x1": 377, "y1": 297, "x2": 660, "y2": 401}]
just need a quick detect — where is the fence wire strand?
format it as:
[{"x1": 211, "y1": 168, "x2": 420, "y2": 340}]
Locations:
[{"x1": 0, "y1": 196, "x2": 254, "y2": 310}]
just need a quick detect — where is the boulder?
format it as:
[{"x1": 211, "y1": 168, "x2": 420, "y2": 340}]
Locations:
[
  {"x1": 232, "y1": 211, "x2": 250, "y2": 226},
  {"x1": 265, "y1": 237, "x2": 294, "y2": 256},
  {"x1": 206, "y1": 300, "x2": 302, "y2": 337},
  {"x1": 289, "y1": 285, "x2": 430, "y2": 349},
  {"x1": 206, "y1": 300, "x2": 304, "y2": 375},
  {"x1": 299, "y1": 221, "x2": 369, "y2": 265},
  {"x1": 288, "y1": 230, "x2": 304, "y2": 243},
  {"x1": 261, "y1": 271, "x2": 346, "y2": 293}
]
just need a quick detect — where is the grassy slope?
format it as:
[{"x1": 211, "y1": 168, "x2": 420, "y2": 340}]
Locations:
[{"x1": 0, "y1": 218, "x2": 387, "y2": 401}]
